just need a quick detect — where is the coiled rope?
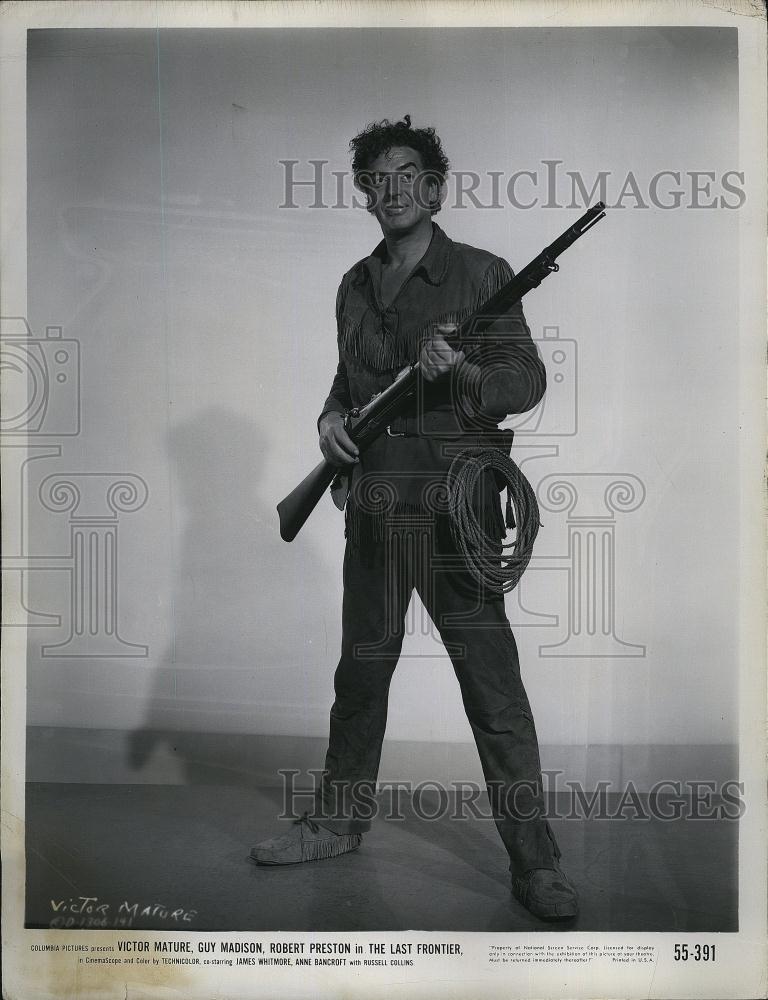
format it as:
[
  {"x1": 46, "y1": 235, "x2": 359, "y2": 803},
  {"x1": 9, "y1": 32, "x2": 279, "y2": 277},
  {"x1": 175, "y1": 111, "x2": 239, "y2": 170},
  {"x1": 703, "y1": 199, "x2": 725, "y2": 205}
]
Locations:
[{"x1": 446, "y1": 447, "x2": 541, "y2": 593}]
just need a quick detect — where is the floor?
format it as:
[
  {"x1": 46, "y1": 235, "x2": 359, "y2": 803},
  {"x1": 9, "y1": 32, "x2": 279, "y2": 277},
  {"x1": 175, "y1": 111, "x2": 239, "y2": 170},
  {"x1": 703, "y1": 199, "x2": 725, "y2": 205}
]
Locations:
[{"x1": 25, "y1": 783, "x2": 737, "y2": 933}]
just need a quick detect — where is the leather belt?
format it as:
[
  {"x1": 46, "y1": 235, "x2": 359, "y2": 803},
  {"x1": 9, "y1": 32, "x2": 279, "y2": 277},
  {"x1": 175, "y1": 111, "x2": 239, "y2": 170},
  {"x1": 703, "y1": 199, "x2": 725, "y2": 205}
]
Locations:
[{"x1": 386, "y1": 409, "x2": 472, "y2": 438}]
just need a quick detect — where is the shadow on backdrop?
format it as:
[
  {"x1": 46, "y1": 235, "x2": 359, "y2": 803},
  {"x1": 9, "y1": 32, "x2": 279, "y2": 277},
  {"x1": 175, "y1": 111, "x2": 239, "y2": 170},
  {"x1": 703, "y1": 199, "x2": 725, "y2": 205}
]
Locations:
[{"x1": 127, "y1": 405, "x2": 336, "y2": 785}]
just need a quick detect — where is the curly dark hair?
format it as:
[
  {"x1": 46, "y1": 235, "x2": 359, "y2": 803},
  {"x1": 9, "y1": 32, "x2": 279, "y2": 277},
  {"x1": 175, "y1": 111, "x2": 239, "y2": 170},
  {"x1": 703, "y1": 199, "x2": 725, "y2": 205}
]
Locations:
[{"x1": 350, "y1": 115, "x2": 450, "y2": 214}]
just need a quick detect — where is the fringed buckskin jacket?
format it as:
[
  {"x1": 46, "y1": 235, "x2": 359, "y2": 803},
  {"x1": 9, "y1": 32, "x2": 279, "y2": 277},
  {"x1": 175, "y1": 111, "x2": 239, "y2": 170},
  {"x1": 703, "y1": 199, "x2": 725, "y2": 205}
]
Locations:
[{"x1": 319, "y1": 222, "x2": 546, "y2": 547}]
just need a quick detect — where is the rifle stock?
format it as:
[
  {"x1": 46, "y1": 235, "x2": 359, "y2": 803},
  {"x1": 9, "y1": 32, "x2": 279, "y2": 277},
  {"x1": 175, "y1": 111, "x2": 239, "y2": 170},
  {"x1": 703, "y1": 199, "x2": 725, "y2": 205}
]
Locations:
[{"x1": 277, "y1": 457, "x2": 338, "y2": 542}]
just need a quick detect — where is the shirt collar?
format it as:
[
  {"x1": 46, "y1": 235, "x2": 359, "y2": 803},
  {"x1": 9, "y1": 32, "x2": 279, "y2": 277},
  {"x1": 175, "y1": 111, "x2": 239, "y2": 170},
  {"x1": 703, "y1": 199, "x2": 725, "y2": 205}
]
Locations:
[{"x1": 356, "y1": 221, "x2": 453, "y2": 288}]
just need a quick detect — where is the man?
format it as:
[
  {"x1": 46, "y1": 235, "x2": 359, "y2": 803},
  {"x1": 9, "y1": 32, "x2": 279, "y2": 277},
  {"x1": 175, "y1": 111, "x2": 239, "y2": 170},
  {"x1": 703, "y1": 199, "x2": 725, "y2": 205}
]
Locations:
[{"x1": 251, "y1": 116, "x2": 578, "y2": 922}]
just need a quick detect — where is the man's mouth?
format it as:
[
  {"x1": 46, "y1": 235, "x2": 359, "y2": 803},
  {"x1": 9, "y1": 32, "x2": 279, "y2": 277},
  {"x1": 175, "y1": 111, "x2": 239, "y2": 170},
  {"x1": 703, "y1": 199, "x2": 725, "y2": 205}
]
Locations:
[{"x1": 383, "y1": 203, "x2": 408, "y2": 215}]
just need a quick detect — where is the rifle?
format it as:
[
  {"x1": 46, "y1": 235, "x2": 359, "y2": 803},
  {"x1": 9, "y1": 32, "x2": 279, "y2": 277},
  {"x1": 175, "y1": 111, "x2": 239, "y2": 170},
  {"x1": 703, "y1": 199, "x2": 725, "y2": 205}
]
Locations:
[{"x1": 277, "y1": 202, "x2": 606, "y2": 542}]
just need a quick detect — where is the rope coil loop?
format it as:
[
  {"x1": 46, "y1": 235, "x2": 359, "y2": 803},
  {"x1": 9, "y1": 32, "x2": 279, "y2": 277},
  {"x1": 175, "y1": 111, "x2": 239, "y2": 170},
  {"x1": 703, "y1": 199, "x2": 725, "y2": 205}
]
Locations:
[{"x1": 446, "y1": 447, "x2": 541, "y2": 593}]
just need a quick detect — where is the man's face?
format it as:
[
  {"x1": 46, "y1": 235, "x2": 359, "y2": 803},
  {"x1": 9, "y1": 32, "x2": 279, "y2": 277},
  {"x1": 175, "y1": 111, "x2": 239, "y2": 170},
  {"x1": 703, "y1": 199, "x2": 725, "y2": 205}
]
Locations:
[{"x1": 361, "y1": 146, "x2": 439, "y2": 236}]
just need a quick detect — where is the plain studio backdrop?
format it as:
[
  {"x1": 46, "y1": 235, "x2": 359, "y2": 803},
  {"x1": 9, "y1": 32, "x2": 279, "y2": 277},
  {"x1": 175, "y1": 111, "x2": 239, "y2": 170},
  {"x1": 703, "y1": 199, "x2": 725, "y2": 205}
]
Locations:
[{"x1": 23, "y1": 26, "x2": 739, "y2": 788}]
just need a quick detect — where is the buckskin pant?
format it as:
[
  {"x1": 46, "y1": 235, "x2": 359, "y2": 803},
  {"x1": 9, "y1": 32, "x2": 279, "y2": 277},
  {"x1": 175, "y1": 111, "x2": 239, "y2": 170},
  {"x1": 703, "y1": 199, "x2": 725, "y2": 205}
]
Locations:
[{"x1": 313, "y1": 521, "x2": 561, "y2": 875}]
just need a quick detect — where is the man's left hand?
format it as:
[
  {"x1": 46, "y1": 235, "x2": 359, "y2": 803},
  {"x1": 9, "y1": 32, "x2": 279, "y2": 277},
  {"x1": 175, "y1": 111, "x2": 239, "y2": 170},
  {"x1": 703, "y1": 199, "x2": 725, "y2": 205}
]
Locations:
[{"x1": 420, "y1": 325, "x2": 465, "y2": 382}]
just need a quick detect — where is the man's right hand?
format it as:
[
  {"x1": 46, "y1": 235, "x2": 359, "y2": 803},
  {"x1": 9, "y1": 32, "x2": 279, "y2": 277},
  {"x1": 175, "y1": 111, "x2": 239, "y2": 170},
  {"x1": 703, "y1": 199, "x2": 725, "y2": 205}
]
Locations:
[{"x1": 319, "y1": 412, "x2": 359, "y2": 466}]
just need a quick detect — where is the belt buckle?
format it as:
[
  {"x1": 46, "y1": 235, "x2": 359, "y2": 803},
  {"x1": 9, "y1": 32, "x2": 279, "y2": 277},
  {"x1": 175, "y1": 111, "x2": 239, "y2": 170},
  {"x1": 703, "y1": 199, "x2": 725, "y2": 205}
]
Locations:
[{"x1": 386, "y1": 424, "x2": 406, "y2": 438}]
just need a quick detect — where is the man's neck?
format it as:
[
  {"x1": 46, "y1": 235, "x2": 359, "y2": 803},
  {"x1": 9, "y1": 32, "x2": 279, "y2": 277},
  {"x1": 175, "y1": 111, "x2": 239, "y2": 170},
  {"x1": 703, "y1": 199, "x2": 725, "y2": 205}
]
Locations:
[{"x1": 382, "y1": 218, "x2": 434, "y2": 269}]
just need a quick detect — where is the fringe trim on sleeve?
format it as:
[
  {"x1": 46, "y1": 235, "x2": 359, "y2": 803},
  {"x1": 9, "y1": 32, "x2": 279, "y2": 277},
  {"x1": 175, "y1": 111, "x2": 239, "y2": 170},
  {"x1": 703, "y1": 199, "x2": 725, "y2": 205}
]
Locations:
[
  {"x1": 476, "y1": 257, "x2": 514, "y2": 309},
  {"x1": 339, "y1": 305, "x2": 478, "y2": 373}
]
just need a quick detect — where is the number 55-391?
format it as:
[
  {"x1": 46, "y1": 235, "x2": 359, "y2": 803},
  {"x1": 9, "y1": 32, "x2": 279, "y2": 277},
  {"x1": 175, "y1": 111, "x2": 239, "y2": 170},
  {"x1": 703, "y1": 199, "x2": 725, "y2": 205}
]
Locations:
[{"x1": 674, "y1": 944, "x2": 716, "y2": 961}]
